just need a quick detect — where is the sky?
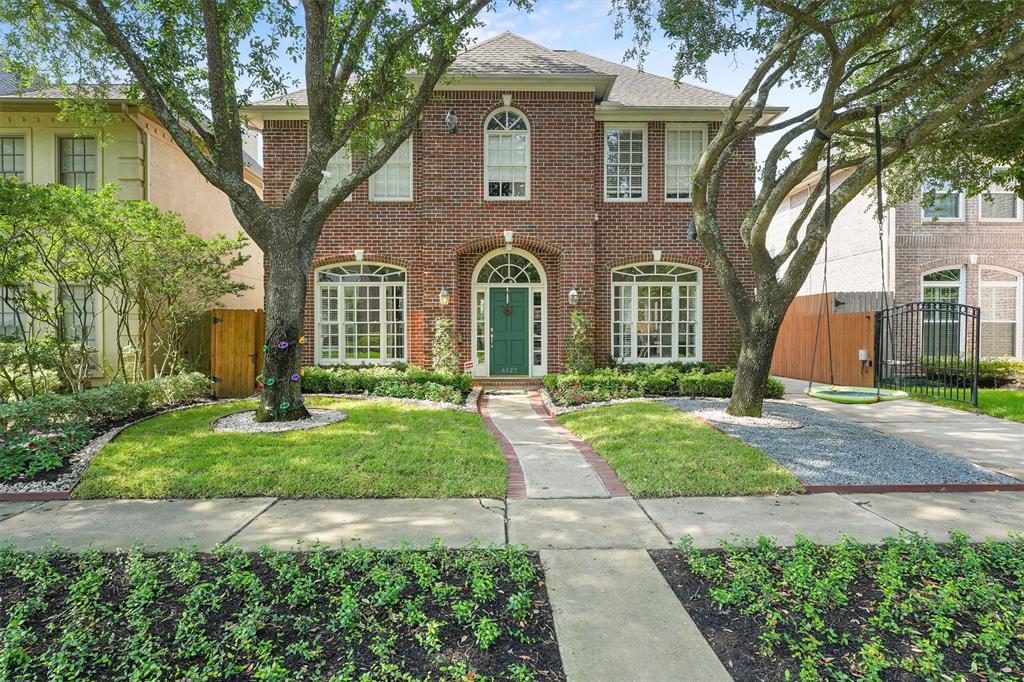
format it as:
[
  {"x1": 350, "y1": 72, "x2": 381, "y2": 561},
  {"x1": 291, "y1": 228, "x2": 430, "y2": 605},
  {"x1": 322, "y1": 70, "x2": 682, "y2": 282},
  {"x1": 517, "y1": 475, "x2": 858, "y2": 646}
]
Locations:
[{"x1": 468, "y1": 0, "x2": 820, "y2": 164}]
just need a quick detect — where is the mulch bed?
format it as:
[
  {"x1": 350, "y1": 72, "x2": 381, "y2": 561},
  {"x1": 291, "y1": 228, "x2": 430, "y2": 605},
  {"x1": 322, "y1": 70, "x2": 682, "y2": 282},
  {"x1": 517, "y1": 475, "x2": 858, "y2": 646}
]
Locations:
[{"x1": 0, "y1": 545, "x2": 564, "y2": 681}]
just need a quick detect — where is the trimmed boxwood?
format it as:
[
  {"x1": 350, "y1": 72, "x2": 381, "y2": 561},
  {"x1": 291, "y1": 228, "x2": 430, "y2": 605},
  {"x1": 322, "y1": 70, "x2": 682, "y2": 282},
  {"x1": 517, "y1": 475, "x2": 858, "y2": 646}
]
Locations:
[
  {"x1": 0, "y1": 373, "x2": 212, "y2": 482},
  {"x1": 301, "y1": 365, "x2": 471, "y2": 403},
  {"x1": 679, "y1": 369, "x2": 786, "y2": 399},
  {"x1": 921, "y1": 356, "x2": 1024, "y2": 388},
  {"x1": 545, "y1": 362, "x2": 722, "y2": 406}
]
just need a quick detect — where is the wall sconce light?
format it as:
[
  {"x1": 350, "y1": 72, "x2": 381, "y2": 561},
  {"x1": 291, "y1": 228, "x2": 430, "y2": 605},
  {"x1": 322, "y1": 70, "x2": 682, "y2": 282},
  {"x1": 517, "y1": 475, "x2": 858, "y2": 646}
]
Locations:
[
  {"x1": 568, "y1": 287, "x2": 579, "y2": 306},
  {"x1": 439, "y1": 285, "x2": 451, "y2": 306},
  {"x1": 504, "y1": 229, "x2": 514, "y2": 247},
  {"x1": 687, "y1": 216, "x2": 698, "y2": 241},
  {"x1": 969, "y1": 254, "x2": 978, "y2": 265},
  {"x1": 354, "y1": 249, "x2": 365, "y2": 262},
  {"x1": 444, "y1": 107, "x2": 458, "y2": 133},
  {"x1": 652, "y1": 249, "x2": 663, "y2": 262}
]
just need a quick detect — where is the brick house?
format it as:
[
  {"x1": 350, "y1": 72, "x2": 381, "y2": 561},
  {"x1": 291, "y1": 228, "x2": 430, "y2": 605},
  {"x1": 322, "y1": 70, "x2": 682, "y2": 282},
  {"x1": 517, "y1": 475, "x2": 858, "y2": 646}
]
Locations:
[
  {"x1": 247, "y1": 33, "x2": 776, "y2": 377},
  {"x1": 768, "y1": 170, "x2": 1024, "y2": 359}
]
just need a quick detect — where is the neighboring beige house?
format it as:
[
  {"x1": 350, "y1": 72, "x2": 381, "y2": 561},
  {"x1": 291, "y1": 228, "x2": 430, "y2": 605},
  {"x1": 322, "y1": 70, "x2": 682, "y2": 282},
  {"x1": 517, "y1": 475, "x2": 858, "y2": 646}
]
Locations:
[{"x1": 0, "y1": 73, "x2": 264, "y2": 380}]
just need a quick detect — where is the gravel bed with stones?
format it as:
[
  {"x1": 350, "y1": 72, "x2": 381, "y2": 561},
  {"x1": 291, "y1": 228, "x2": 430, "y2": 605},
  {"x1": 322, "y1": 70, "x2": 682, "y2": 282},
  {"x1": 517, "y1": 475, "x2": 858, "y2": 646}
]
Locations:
[
  {"x1": 666, "y1": 398, "x2": 1018, "y2": 486},
  {"x1": 213, "y1": 408, "x2": 349, "y2": 433}
]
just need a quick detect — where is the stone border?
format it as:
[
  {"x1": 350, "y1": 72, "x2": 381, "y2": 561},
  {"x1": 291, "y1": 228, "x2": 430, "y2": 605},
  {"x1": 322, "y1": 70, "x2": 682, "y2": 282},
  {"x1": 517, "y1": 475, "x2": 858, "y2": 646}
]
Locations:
[
  {"x1": 0, "y1": 399, "x2": 220, "y2": 501},
  {"x1": 307, "y1": 388, "x2": 480, "y2": 413}
]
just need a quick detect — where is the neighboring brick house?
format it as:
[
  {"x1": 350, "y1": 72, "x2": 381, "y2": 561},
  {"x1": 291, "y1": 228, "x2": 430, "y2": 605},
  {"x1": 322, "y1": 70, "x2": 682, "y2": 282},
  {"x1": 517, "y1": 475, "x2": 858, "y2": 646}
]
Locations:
[
  {"x1": 768, "y1": 169, "x2": 1024, "y2": 359},
  {"x1": 246, "y1": 33, "x2": 778, "y2": 377}
]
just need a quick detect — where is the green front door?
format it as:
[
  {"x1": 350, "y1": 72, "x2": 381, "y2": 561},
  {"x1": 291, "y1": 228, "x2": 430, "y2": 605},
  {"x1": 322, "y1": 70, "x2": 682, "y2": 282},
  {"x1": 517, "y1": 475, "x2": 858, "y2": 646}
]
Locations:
[{"x1": 489, "y1": 287, "x2": 529, "y2": 375}]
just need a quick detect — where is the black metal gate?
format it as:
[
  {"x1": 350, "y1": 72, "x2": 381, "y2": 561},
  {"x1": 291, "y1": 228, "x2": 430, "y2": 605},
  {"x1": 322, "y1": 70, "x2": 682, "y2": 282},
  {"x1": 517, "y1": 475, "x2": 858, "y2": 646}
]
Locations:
[{"x1": 875, "y1": 301, "x2": 980, "y2": 407}]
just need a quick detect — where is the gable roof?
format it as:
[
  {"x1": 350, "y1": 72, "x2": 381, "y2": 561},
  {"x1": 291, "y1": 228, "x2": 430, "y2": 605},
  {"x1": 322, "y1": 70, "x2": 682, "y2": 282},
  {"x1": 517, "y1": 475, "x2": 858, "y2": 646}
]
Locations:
[{"x1": 448, "y1": 32, "x2": 604, "y2": 77}]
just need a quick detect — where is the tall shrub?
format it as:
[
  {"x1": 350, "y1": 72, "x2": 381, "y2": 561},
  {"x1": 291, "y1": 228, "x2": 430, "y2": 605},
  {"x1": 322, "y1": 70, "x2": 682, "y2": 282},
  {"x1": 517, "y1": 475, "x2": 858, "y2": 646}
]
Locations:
[
  {"x1": 431, "y1": 317, "x2": 461, "y2": 375},
  {"x1": 564, "y1": 309, "x2": 595, "y2": 375}
]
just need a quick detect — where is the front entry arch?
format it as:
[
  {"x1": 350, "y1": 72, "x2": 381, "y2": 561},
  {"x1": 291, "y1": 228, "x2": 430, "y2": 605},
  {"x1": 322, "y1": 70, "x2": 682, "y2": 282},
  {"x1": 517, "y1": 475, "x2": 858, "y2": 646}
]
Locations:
[{"x1": 471, "y1": 248, "x2": 547, "y2": 377}]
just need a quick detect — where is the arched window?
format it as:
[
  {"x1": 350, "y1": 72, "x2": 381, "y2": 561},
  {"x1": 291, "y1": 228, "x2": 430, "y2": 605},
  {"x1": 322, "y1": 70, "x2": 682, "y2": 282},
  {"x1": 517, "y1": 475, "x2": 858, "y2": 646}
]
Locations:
[
  {"x1": 611, "y1": 263, "x2": 701, "y2": 362},
  {"x1": 485, "y1": 109, "x2": 529, "y2": 199},
  {"x1": 979, "y1": 266, "x2": 1022, "y2": 358},
  {"x1": 476, "y1": 252, "x2": 542, "y2": 284},
  {"x1": 316, "y1": 263, "x2": 406, "y2": 363}
]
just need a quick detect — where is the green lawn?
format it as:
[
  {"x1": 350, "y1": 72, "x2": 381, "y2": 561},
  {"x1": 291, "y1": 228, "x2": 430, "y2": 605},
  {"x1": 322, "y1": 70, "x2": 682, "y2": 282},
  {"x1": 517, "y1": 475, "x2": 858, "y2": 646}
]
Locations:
[
  {"x1": 915, "y1": 387, "x2": 1024, "y2": 423},
  {"x1": 557, "y1": 402, "x2": 803, "y2": 497},
  {"x1": 74, "y1": 397, "x2": 506, "y2": 498}
]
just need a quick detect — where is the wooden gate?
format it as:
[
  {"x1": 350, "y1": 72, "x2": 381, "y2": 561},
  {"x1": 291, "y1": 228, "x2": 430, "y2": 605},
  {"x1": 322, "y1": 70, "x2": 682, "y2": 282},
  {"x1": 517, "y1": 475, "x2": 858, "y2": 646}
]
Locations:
[
  {"x1": 210, "y1": 309, "x2": 265, "y2": 398},
  {"x1": 771, "y1": 293, "x2": 876, "y2": 387}
]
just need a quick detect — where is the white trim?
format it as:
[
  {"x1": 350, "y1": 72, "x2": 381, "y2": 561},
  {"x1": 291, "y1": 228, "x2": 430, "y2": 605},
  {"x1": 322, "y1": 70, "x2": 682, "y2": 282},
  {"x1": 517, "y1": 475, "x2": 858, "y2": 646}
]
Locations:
[
  {"x1": 609, "y1": 262, "x2": 703, "y2": 364},
  {"x1": 313, "y1": 262, "x2": 408, "y2": 365},
  {"x1": 978, "y1": 265, "x2": 1023, "y2": 359},
  {"x1": 663, "y1": 123, "x2": 707, "y2": 203},
  {"x1": 470, "y1": 247, "x2": 547, "y2": 377},
  {"x1": 603, "y1": 123, "x2": 647, "y2": 202},
  {"x1": 368, "y1": 136, "x2": 414, "y2": 202},
  {"x1": 483, "y1": 107, "x2": 531, "y2": 201},
  {"x1": 920, "y1": 265, "x2": 966, "y2": 356}
]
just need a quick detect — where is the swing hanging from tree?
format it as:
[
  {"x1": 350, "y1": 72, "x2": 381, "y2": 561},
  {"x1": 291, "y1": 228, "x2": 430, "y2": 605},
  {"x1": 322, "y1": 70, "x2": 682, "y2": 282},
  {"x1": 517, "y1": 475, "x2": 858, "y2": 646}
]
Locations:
[{"x1": 804, "y1": 105, "x2": 908, "y2": 405}]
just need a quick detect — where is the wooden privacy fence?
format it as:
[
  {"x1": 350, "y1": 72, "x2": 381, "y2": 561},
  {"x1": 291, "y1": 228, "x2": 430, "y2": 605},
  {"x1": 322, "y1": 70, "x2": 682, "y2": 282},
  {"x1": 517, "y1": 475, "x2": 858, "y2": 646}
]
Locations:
[
  {"x1": 771, "y1": 293, "x2": 877, "y2": 387},
  {"x1": 210, "y1": 309, "x2": 265, "y2": 398}
]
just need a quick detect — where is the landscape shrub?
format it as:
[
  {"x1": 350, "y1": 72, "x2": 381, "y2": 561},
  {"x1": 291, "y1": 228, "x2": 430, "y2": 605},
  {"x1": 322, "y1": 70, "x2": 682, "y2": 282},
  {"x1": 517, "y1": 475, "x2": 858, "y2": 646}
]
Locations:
[
  {"x1": 551, "y1": 381, "x2": 644, "y2": 407},
  {"x1": 921, "y1": 356, "x2": 1024, "y2": 388},
  {"x1": 564, "y1": 309, "x2": 595, "y2": 374},
  {"x1": 678, "y1": 369, "x2": 786, "y2": 399},
  {"x1": 545, "y1": 361, "x2": 720, "y2": 404},
  {"x1": 431, "y1": 317, "x2": 461, "y2": 375},
  {"x1": 301, "y1": 365, "x2": 471, "y2": 403},
  {"x1": 0, "y1": 372, "x2": 212, "y2": 482}
]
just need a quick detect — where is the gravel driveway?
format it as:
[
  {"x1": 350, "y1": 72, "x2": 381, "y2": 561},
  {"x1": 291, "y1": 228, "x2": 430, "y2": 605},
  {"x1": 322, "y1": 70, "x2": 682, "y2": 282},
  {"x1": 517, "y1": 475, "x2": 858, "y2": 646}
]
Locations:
[{"x1": 666, "y1": 398, "x2": 1017, "y2": 486}]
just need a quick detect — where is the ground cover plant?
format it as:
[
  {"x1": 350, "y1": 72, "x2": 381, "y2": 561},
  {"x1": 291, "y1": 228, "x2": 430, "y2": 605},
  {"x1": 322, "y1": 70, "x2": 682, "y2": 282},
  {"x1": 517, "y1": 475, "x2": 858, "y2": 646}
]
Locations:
[
  {"x1": 556, "y1": 402, "x2": 801, "y2": 496},
  {"x1": 74, "y1": 396, "x2": 505, "y2": 498},
  {"x1": 0, "y1": 372, "x2": 211, "y2": 483},
  {"x1": 652, "y1": 532, "x2": 1024, "y2": 681},
  {"x1": 300, "y1": 365, "x2": 472, "y2": 405},
  {"x1": 0, "y1": 543, "x2": 563, "y2": 681},
  {"x1": 916, "y1": 388, "x2": 1024, "y2": 424}
]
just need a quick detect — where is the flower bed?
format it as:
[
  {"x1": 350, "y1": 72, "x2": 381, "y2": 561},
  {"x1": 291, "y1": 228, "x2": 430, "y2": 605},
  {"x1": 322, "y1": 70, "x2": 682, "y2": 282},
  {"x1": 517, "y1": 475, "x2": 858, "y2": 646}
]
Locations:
[
  {"x1": 0, "y1": 373, "x2": 212, "y2": 484},
  {"x1": 543, "y1": 363, "x2": 785, "y2": 408},
  {"x1": 300, "y1": 365, "x2": 472, "y2": 404}
]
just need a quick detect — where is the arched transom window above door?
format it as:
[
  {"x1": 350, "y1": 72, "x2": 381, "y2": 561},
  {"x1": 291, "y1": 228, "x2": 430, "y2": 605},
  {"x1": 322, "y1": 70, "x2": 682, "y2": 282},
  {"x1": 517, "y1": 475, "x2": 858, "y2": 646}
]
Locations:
[
  {"x1": 485, "y1": 109, "x2": 529, "y2": 199},
  {"x1": 476, "y1": 252, "x2": 542, "y2": 284},
  {"x1": 316, "y1": 263, "x2": 406, "y2": 364},
  {"x1": 611, "y1": 263, "x2": 702, "y2": 362}
]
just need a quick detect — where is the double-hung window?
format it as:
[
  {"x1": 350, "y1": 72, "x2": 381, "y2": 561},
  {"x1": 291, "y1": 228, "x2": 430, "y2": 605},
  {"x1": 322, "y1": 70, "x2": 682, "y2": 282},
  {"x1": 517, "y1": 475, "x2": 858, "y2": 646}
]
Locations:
[
  {"x1": 318, "y1": 145, "x2": 352, "y2": 202},
  {"x1": 611, "y1": 263, "x2": 701, "y2": 362},
  {"x1": 58, "y1": 136, "x2": 98, "y2": 191},
  {"x1": 604, "y1": 125, "x2": 646, "y2": 201},
  {"x1": 921, "y1": 180, "x2": 963, "y2": 220},
  {"x1": 317, "y1": 263, "x2": 406, "y2": 363},
  {"x1": 60, "y1": 284, "x2": 97, "y2": 348},
  {"x1": 0, "y1": 286, "x2": 24, "y2": 336},
  {"x1": 665, "y1": 125, "x2": 706, "y2": 201},
  {"x1": 0, "y1": 136, "x2": 26, "y2": 179},
  {"x1": 369, "y1": 137, "x2": 413, "y2": 201},
  {"x1": 979, "y1": 171, "x2": 1023, "y2": 221},
  {"x1": 979, "y1": 267, "x2": 1022, "y2": 358}
]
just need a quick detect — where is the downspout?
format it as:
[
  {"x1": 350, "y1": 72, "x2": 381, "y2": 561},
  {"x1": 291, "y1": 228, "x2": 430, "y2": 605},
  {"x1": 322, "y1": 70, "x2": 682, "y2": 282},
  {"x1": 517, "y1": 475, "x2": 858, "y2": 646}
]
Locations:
[{"x1": 123, "y1": 104, "x2": 153, "y2": 379}]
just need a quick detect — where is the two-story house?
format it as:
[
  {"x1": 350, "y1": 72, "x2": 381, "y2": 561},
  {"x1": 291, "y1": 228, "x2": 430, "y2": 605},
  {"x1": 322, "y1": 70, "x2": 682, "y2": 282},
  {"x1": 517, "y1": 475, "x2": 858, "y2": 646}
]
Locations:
[
  {"x1": 246, "y1": 33, "x2": 776, "y2": 378},
  {"x1": 0, "y1": 74, "x2": 265, "y2": 379},
  {"x1": 768, "y1": 169, "x2": 1024, "y2": 360}
]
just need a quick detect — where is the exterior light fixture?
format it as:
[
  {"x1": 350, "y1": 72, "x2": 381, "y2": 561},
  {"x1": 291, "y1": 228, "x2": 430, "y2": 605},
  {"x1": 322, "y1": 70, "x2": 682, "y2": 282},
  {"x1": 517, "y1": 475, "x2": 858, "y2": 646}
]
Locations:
[
  {"x1": 652, "y1": 249, "x2": 663, "y2": 262},
  {"x1": 687, "y1": 216, "x2": 698, "y2": 241},
  {"x1": 444, "y1": 107, "x2": 458, "y2": 133},
  {"x1": 439, "y1": 285, "x2": 451, "y2": 306},
  {"x1": 354, "y1": 249, "x2": 365, "y2": 262},
  {"x1": 504, "y1": 229, "x2": 514, "y2": 247},
  {"x1": 568, "y1": 287, "x2": 579, "y2": 306}
]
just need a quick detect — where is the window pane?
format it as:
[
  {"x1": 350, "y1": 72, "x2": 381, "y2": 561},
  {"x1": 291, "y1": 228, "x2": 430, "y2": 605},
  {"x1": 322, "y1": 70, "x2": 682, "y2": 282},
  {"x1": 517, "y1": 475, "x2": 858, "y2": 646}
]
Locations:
[
  {"x1": 0, "y1": 136, "x2": 25, "y2": 179},
  {"x1": 0, "y1": 286, "x2": 25, "y2": 336},
  {"x1": 61, "y1": 285, "x2": 96, "y2": 347},
  {"x1": 981, "y1": 192, "x2": 1019, "y2": 220},
  {"x1": 319, "y1": 146, "x2": 352, "y2": 201},
  {"x1": 59, "y1": 137, "x2": 97, "y2": 191},
  {"x1": 665, "y1": 128, "x2": 704, "y2": 200},
  {"x1": 486, "y1": 111, "x2": 529, "y2": 199},
  {"x1": 923, "y1": 269, "x2": 961, "y2": 283},
  {"x1": 922, "y1": 181, "x2": 960, "y2": 219},
  {"x1": 370, "y1": 138, "x2": 412, "y2": 200},
  {"x1": 605, "y1": 128, "x2": 645, "y2": 200}
]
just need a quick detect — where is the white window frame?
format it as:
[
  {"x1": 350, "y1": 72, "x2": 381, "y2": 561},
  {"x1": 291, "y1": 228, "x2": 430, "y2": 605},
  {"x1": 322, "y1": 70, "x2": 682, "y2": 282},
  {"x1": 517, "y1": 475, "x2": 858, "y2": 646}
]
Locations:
[
  {"x1": 57, "y1": 135, "x2": 100, "y2": 192},
  {"x1": 368, "y1": 136, "x2": 413, "y2": 202},
  {"x1": 920, "y1": 181, "x2": 964, "y2": 222},
  {"x1": 313, "y1": 263, "x2": 408, "y2": 365},
  {"x1": 978, "y1": 265, "x2": 1023, "y2": 359},
  {"x1": 313, "y1": 136, "x2": 353, "y2": 203},
  {"x1": 609, "y1": 262, "x2": 703, "y2": 364},
  {"x1": 664, "y1": 124, "x2": 707, "y2": 203},
  {"x1": 603, "y1": 123, "x2": 647, "y2": 202},
  {"x1": 920, "y1": 266, "x2": 966, "y2": 357},
  {"x1": 483, "y1": 107, "x2": 530, "y2": 201}
]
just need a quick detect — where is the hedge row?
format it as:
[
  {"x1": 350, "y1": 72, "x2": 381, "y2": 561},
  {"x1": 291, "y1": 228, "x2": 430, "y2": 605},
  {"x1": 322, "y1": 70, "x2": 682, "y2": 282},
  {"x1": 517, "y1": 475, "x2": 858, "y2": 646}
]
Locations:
[
  {"x1": 301, "y1": 365, "x2": 471, "y2": 404},
  {"x1": 921, "y1": 356, "x2": 1024, "y2": 388},
  {"x1": 546, "y1": 364, "x2": 785, "y2": 407},
  {"x1": 0, "y1": 373, "x2": 212, "y2": 482}
]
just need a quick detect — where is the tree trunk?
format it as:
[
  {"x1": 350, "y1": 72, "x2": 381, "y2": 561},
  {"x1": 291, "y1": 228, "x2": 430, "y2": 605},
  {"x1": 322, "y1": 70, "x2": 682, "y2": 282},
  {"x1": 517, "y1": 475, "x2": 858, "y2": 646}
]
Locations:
[
  {"x1": 255, "y1": 243, "x2": 312, "y2": 423},
  {"x1": 726, "y1": 311, "x2": 785, "y2": 418}
]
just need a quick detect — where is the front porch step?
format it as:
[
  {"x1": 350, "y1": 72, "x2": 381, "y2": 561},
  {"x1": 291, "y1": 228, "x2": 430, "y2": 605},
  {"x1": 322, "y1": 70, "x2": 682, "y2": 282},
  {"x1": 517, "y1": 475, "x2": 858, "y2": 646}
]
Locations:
[{"x1": 473, "y1": 377, "x2": 543, "y2": 389}]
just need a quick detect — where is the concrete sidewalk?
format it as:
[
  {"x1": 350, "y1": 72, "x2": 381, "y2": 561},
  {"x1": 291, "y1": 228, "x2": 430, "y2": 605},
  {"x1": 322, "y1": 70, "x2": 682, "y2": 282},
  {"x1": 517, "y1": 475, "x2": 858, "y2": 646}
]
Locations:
[{"x1": 780, "y1": 377, "x2": 1024, "y2": 480}]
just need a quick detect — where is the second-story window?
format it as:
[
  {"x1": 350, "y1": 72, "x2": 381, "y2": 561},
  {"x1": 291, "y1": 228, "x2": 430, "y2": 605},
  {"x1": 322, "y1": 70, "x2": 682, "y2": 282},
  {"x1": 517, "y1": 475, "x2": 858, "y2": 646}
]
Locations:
[
  {"x1": 665, "y1": 125, "x2": 706, "y2": 201},
  {"x1": 921, "y1": 180, "x2": 963, "y2": 220},
  {"x1": 0, "y1": 136, "x2": 26, "y2": 179},
  {"x1": 485, "y1": 109, "x2": 529, "y2": 199},
  {"x1": 605, "y1": 124, "x2": 646, "y2": 201},
  {"x1": 979, "y1": 170, "x2": 1022, "y2": 221},
  {"x1": 369, "y1": 137, "x2": 413, "y2": 201},
  {"x1": 318, "y1": 145, "x2": 352, "y2": 202},
  {"x1": 58, "y1": 136, "x2": 97, "y2": 191}
]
